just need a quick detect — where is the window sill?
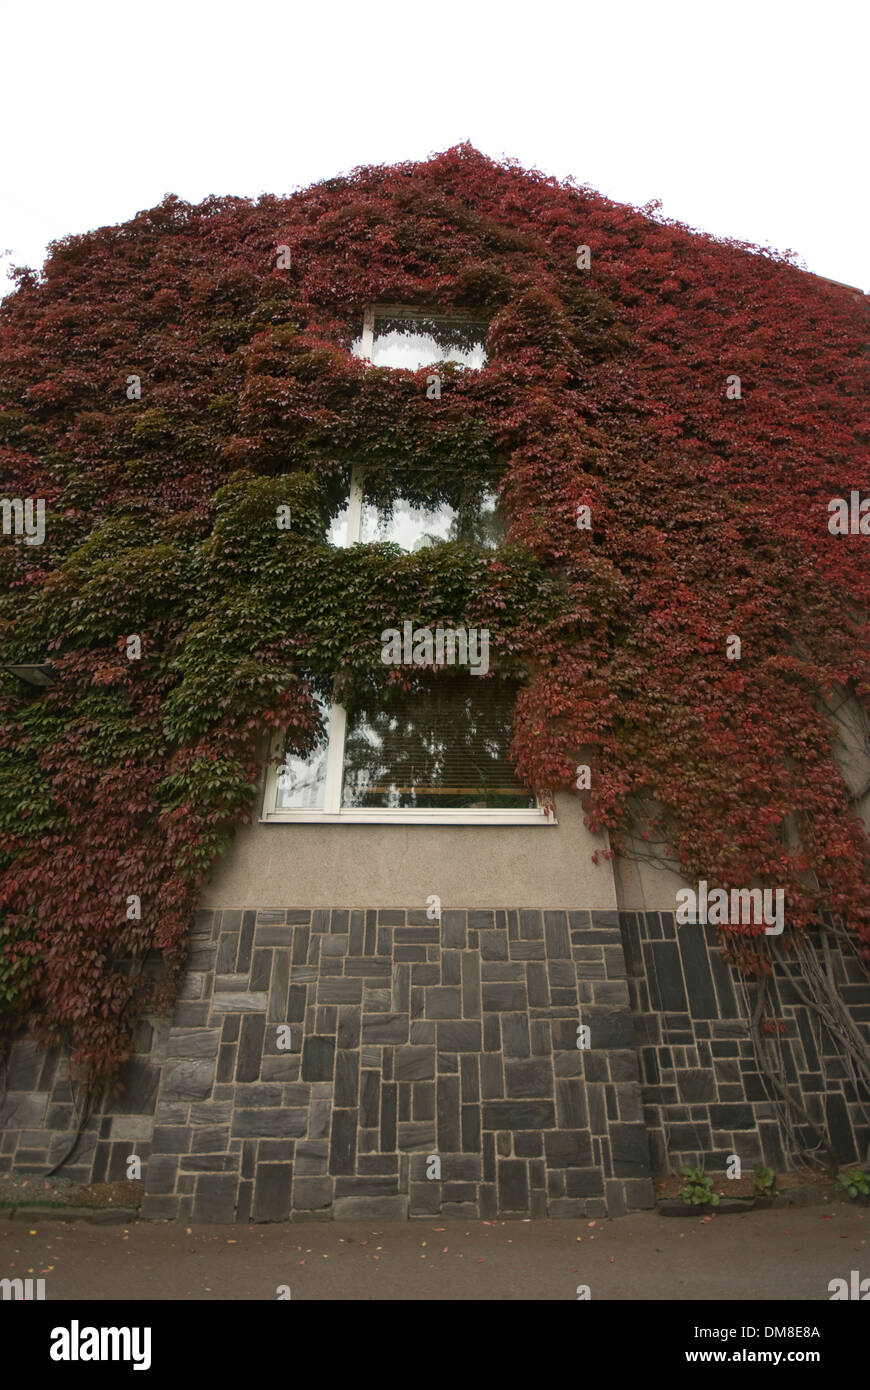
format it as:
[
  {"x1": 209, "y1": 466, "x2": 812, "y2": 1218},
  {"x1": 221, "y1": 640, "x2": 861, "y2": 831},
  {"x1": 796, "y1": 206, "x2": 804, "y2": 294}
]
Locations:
[{"x1": 260, "y1": 808, "x2": 556, "y2": 826}]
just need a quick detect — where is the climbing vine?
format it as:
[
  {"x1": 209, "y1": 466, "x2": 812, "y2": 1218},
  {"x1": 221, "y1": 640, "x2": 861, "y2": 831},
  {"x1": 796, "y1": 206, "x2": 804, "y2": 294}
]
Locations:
[{"x1": 0, "y1": 144, "x2": 867, "y2": 1102}]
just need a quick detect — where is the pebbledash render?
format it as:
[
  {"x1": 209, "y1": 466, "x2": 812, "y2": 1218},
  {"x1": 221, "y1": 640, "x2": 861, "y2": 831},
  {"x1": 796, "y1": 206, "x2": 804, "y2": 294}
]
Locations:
[{"x1": 2, "y1": 293, "x2": 869, "y2": 1223}]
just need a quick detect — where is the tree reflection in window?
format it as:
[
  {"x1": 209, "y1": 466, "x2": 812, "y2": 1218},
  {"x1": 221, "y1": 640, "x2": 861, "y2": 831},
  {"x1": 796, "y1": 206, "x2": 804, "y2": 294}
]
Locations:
[
  {"x1": 341, "y1": 674, "x2": 534, "y2": 810},
  {"x1": 357, "y1": 487, "x2": 505, "y2": 551},
  {"x1": 353, "y1": 314, "x2": 488, "y2": 370},
  {"x1": 276, "y1": 696, "x2": 330, "y2": 809}
]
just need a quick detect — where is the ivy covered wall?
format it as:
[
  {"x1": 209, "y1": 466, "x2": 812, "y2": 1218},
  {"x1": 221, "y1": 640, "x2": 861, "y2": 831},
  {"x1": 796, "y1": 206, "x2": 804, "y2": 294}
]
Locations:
[{"x1": 1, "y1": 145, "x2": 867, "y2": 1124}]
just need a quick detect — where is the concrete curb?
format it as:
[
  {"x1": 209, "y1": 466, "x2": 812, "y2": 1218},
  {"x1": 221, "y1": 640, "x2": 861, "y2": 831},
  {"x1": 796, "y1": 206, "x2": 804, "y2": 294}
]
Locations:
[{"x1": 2, "y1": 1205, "x2": 140, "y2": 1224}]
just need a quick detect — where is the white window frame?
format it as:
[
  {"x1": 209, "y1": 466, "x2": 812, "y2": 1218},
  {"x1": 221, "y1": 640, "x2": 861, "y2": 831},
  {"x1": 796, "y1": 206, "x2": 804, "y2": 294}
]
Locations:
[{"x1": 261, "y1": 715, "x2": 554, "y2": 825}]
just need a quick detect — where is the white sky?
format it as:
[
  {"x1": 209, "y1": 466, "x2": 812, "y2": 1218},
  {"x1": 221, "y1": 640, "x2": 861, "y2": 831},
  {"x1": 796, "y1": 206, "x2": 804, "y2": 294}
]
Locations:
[{"x1": 1, "y1": 0, "x2": 867, "y2": 295}]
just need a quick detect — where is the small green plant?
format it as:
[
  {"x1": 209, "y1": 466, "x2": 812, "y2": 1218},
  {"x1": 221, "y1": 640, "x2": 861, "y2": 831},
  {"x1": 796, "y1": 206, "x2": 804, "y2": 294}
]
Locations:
[
  {"x1": 680, "y1": 1165, "x2": 720, "y2": 1207},
  {"x1": 836, "y1": 1168, "x2": 870, "y2": 1199},
  {"x1": 753, "y1": 1166, "x2": 780, "y2": 1198}
]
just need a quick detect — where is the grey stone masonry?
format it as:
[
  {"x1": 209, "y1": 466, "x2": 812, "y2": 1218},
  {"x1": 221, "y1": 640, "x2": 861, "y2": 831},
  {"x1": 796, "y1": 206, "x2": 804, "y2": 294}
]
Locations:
[
  {"x1": 4, "y1": 909, "x2": 867, "y2": 1218},
  {"x1": 620, "y1": 911, "x2": 870, "y2": 1177},
  {"x1": 132, "y1": 907, "x2": 653, "y2": 1221}
]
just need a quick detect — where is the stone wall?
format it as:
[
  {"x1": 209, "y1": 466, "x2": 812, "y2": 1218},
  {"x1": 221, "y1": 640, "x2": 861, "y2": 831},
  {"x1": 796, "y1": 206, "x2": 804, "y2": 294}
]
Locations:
[
  {"x1": 1, "y1": 907, "x2": 653, "y2": 1221},
  {"x1": 621, "y1": 910, "x2": 870, "y2": 1174},
  {"x1": 3, "y1": 908, "x2": 868, "y2": 1220}
]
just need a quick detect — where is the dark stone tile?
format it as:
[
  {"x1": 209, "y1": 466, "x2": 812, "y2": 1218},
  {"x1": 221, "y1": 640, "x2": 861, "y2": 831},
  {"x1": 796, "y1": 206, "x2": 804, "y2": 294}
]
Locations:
[
  {"x1": 565, "y1": 1168, "x2": 605, "y2": 1197},
  {"x1": 480, "y1": 931, "x2": 508, "y2": 961},
  {"x1": 301, "y1": 1036, "x2": 335, "y2": 1082},
  {"x1": 251, "y1": 1163, "x2": 292, "y2": 1221},
  {"x1": 504, "y1": 1060, "x2": 553, "y2": 1098},
  {"x1": 556, "y1": 1079, "x2": 587, "y2": 1128},
  {"x1": 337, "y1": 1007, "x2": 360, "y2": 1050},
  {"x1": 334, "y1": 1051, "x2": 359, "y2": 1107},
  {"x1": 544, "y1": 911, "x2": 570, "y2": 959},
  {"x1": 482, "y1": 983, "x2": 527, "y2": 1012},
  {"x1": 114, "y1": 1061, "x2": 161, "y2": 1115},
  {"x1": 609, "y1": 1123, "x2": 652, "y2": 1178},
  {"x1": 381, "y1": 1083, "x2": 397, "y2": 1151},
  {"x1": 678, "y1": 923, "x2": 718, "y2": 1018},
  {"x1": 192, "y1": 1174, "x2": 237, "y2": 1222},
  {"x1": 413, "y1": 1082, "x2": 435, "y2": 1121},
  {"x1": 292, "y1": 1177, "x2": 334, "y2": 1211},
  {"x1": 677, "y1": 1068, "x2": 715, "y2": 1103},
  {"x1": 483, "y1": 1101, "x2": 555, "y2": 1130},
  {"x1": 362, "y1": 1014, "x2": 408, "y2": 1044},
  {"x1": 501, "y1": 1012, "x2": 531, "y2": 1058},
  {"x1": 436, "y1": 1021, "x2": 481, "y2": 1051},
  {"x1": 544, "y1": 1130, "x2": 593, "y2": 1167},
  {"x1": 441, "y1": 912, "x2": 467, "y2": 948},
  {"x1": 517, "y1": 910, "x2": 542, "y2": 940},
  {"x1": 708, "y1": 1104, "x2": 756, "y2": 1130},
  {"x1": 236, "y1": 1014, "x2": 266, "y2": 1084},
  {"x1": 334, "y1": 1176, "x2": 399, "y2": 1196},
  {"x1": 237, "y1": 911, "x2": 256, "y2": 973},
  {"x1": 826, "y1": 1091, "x2": 857, "y2": 1162},
  {"x1": 329, "y1": 1109, "x2": 357, "y2": 1175},
  {"x1": 497, "y1": 1160, "x2": 529, "y2": 1212},
  {"x1": 461, "y1": 1103, "x2": 480, "y2": 1152},
  {"x1": 425, "y1": 987, "x2": 462, "y2": 1019},
  {"x1": 437, "y1": 1075, "x2": 461, "y2": 1152},
  {"x1": 395, "y1": 1047, "x2": 435, "y2": 1081},
  {"x1": 232, "y1": 1109, "x2": 307, "y2": 1138},
  {"x1": 526, "y1": 963, "x2": 550, "y2": 1007}
]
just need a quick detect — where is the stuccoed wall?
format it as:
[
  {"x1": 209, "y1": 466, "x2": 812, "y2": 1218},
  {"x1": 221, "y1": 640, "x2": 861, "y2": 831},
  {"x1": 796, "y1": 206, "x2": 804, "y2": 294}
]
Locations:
[{"x1": 199, "y1": 791, "x2": 618, "y2": 911}]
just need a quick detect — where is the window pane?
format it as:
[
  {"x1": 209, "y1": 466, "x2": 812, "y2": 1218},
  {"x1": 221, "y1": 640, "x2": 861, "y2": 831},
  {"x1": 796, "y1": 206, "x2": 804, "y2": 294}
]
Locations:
[
  {"x1": 353, "y1": 313, "x2": 488, "y2": 370},
  {"x1": 359, "y1": 486, "x2": 505, "y2": 552},
  {"x1": 327, "y1": 495, "x2": 352, "y2": 546},
  {"x1": 359, "y1": 496, "x2": 456, "y2": 549},
  {"x1": 341, "y1": 676, "x2": 535, "y2": 810},
  {"x1": 276, "y1": 700, "x2": 330, "y2": 809}
]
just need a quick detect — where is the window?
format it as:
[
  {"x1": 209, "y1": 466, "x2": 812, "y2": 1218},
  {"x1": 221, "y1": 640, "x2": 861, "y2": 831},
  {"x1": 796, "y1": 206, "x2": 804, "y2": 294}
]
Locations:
[
  {"x1": 351, "y1": 307, "x2": 488, "y2": 370},
  {"x1": 263, "y1": 675, "x2": 551, "y2": 824},
  {"x1": 327, "y1": 479, "x2": 504, "y2": 551},
  {"x1": 265, "y1": 307, "x2": 548, "y2": 824},
  {"x1": 329, "y1": 306, "x2": 502, "y2": 552}
]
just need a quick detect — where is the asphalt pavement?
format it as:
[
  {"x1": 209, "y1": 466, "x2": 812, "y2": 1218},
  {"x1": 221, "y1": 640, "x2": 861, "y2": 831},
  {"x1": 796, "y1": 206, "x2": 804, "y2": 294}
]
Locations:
[{"x1": 2, "y1": 1204, "x2": 867, "y2": 1300}]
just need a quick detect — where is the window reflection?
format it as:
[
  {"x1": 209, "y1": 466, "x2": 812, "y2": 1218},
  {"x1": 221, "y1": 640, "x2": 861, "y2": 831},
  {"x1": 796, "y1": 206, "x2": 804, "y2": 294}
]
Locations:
[
  {"x1": 352, "y1": 314, "x2": 488, "y2": 370},
  {"x1": 341, "y1": 676, "x2": 534, "y2": 810},
  {"x1": 329, "y1": 485, "x2": 505, "y2": 551},
  {"x1": 276, "y1": 698, "x2": 330, "y2": 809},
  {"x1": 327, "y1": 499, "x2": 352, "y2": 546}
]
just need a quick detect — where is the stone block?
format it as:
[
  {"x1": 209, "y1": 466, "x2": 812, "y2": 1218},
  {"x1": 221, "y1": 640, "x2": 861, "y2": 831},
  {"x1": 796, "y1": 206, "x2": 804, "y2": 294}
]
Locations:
[
  {"x1": 504, "y1": 1060, "x2": 554, "y2": 1098},
  {"x1": 167, "y1": 1028, "x2": 221, "y2": 1059},
  {"x1": 232, "y1": 1109, "x2": 308, "y2": 1139},
  {"x1": 161, "y1": 1059, "x2": 215, "y2": 1102},
  {"x1": 292, "y1": 1177, "x2": 334, "y2": 1210},
  {"x1": 332, "y1": 1195, "x2": 409, "y2": 1220},
  {"x1": 252, "y1": 1164, "x2": 292, "y2": 1221},
  {"x1": 212, "y1": 993, "x2": 268, "y2": 1013},
  {"x1": 192, "y1": 1174, "x2": 237, "y2": 1222}
]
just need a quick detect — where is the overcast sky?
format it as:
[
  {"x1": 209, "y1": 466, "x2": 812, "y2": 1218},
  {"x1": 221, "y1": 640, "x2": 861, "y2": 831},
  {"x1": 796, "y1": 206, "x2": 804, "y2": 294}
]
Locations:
[{"x1": 2, "y1": 0, "x2": 867, "y2": 296}]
